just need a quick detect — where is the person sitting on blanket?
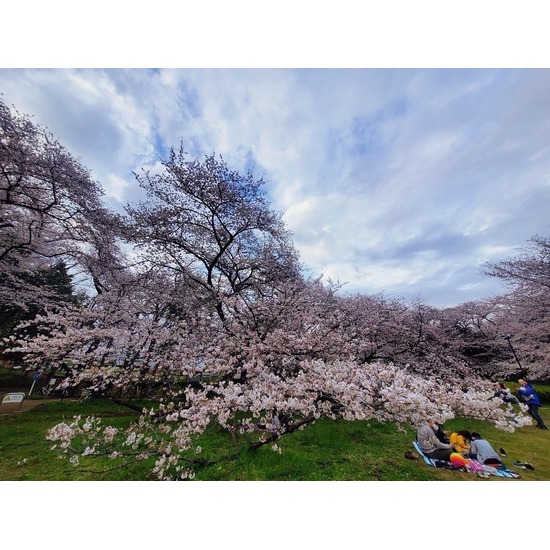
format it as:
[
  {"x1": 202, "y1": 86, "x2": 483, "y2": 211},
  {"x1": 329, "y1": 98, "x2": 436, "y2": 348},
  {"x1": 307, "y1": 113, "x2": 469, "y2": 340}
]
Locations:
[
  {"x1": 449, "y1": 430, "x2": 471, "y2": 456},
  {"x1": 469, "y1": 433, "x2": 503, "y2": 466},
  {"x1": 416, "y1": 419, "x2": 453, "y2": 461}
]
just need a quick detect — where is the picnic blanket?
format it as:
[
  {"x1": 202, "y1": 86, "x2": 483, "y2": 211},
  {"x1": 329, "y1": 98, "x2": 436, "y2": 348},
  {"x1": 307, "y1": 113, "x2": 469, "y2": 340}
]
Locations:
[{"x1": 412, "y1": 441, "x2": 521, "y2": 479}]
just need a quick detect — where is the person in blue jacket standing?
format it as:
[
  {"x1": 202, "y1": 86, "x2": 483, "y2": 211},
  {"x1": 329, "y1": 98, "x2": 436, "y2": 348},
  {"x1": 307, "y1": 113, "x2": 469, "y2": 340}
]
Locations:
[{"x1": 518, "y1": 379, "x2": 547, "y2": 429}]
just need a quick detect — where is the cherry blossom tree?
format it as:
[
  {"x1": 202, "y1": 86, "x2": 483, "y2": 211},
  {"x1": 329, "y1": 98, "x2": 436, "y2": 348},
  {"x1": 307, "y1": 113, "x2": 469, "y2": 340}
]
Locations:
[
  {"x1": 13, "y1": 271, "x2": 530, "y2": 479},
  {"x1": 485, "y1": 235, "x2": 550, "y2": 293},
  {"x1": 0, "y1": 260, "x2": 77, "y2": 353},
  {"x1": 4, "y1": 99, "x2": 535, "y2": 480},
  {"x1": 1, "y1": 97, "x2": 126, "y2": 358},
  {"x1": 124, "y1": 146, "x2": 301, "y2": 322},
  {"x1": 483, "y1": 235, "x2": 550, "y2": 381}
]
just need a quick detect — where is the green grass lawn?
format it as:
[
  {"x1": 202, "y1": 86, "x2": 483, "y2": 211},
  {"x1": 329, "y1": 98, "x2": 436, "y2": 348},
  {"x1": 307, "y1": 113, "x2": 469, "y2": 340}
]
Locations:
[{"x1": 1, "y1": 395, "x2": 549, "y2": 481}]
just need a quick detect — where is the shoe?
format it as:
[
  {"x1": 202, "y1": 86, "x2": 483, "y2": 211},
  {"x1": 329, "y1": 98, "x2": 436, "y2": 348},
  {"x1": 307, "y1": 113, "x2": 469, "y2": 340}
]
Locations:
[
  {"x1": 513, "y1": 461, "x2": 527, "y2": 469},
  {"x1": 405, "y1": 451, "x2": 419, "y2": 460},
  {"x1": 540, "y1": 426, "x2": 548, "y2": 430},
  {"x1": 524, "y1": 463, "x2": 535, "y2": 470},
  {"x1": 499, "y1": 448, "x2": 507, "y2": 457}
]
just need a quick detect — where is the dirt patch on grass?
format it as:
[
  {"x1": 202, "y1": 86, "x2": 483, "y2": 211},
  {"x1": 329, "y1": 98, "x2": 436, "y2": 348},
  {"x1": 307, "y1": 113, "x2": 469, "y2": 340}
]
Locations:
[{"x1": 0, "y1": 396, "x2": 63, "y2": 415}]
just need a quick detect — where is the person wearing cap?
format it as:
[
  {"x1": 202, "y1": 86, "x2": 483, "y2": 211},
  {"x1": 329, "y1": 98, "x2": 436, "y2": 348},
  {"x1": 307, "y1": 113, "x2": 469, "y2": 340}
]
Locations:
[
  {"x1": 518, "y1": 379, "x2": 547, "y2": 429},
  {"x1": 416, "y1": 419, "x2": 453, "y2": 460}
]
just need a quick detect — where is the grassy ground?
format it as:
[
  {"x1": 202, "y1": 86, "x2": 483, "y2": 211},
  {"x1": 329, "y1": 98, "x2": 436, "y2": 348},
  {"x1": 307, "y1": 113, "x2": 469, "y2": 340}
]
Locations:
[
  {"x1": 1, "y1": 395, "x2": 549, "y2": 481},
  {"x1": 192, "y1": 411, "x2": 550, "y2": 481},
  {"x1": 0, "y1": 399, "x2": 154, "y2": 480}
]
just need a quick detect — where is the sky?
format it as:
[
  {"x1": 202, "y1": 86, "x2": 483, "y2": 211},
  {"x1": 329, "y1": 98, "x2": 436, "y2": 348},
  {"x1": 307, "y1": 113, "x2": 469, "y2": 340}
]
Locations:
[
  {"x1": 2, "y1": 2, "x2": 549, "y2": 537},
  {"x1": 2, "y1": 68, "x2": 550, "y2": 306}
]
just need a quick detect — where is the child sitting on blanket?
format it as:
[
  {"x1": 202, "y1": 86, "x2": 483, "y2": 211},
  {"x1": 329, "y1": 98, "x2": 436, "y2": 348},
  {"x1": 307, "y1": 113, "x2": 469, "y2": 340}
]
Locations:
[{"x1": 449, "y1": 430, "x2": 471, "y2": 456}]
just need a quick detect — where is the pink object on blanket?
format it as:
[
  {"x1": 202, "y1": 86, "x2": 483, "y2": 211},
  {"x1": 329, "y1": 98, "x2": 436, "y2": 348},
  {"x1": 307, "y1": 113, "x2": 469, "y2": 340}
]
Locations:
[{"x1": 466, "y1": 459, "x2": 484, "y2": 473}]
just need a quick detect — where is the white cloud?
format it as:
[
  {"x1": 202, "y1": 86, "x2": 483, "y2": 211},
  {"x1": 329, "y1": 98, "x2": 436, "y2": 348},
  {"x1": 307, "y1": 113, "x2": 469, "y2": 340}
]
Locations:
[
  {"x1": 2, "y1": 68, "x2": 550, "y2": 306},
  {"x1": 105, "y1": 175, "x2": 130, "y2": 203}
]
